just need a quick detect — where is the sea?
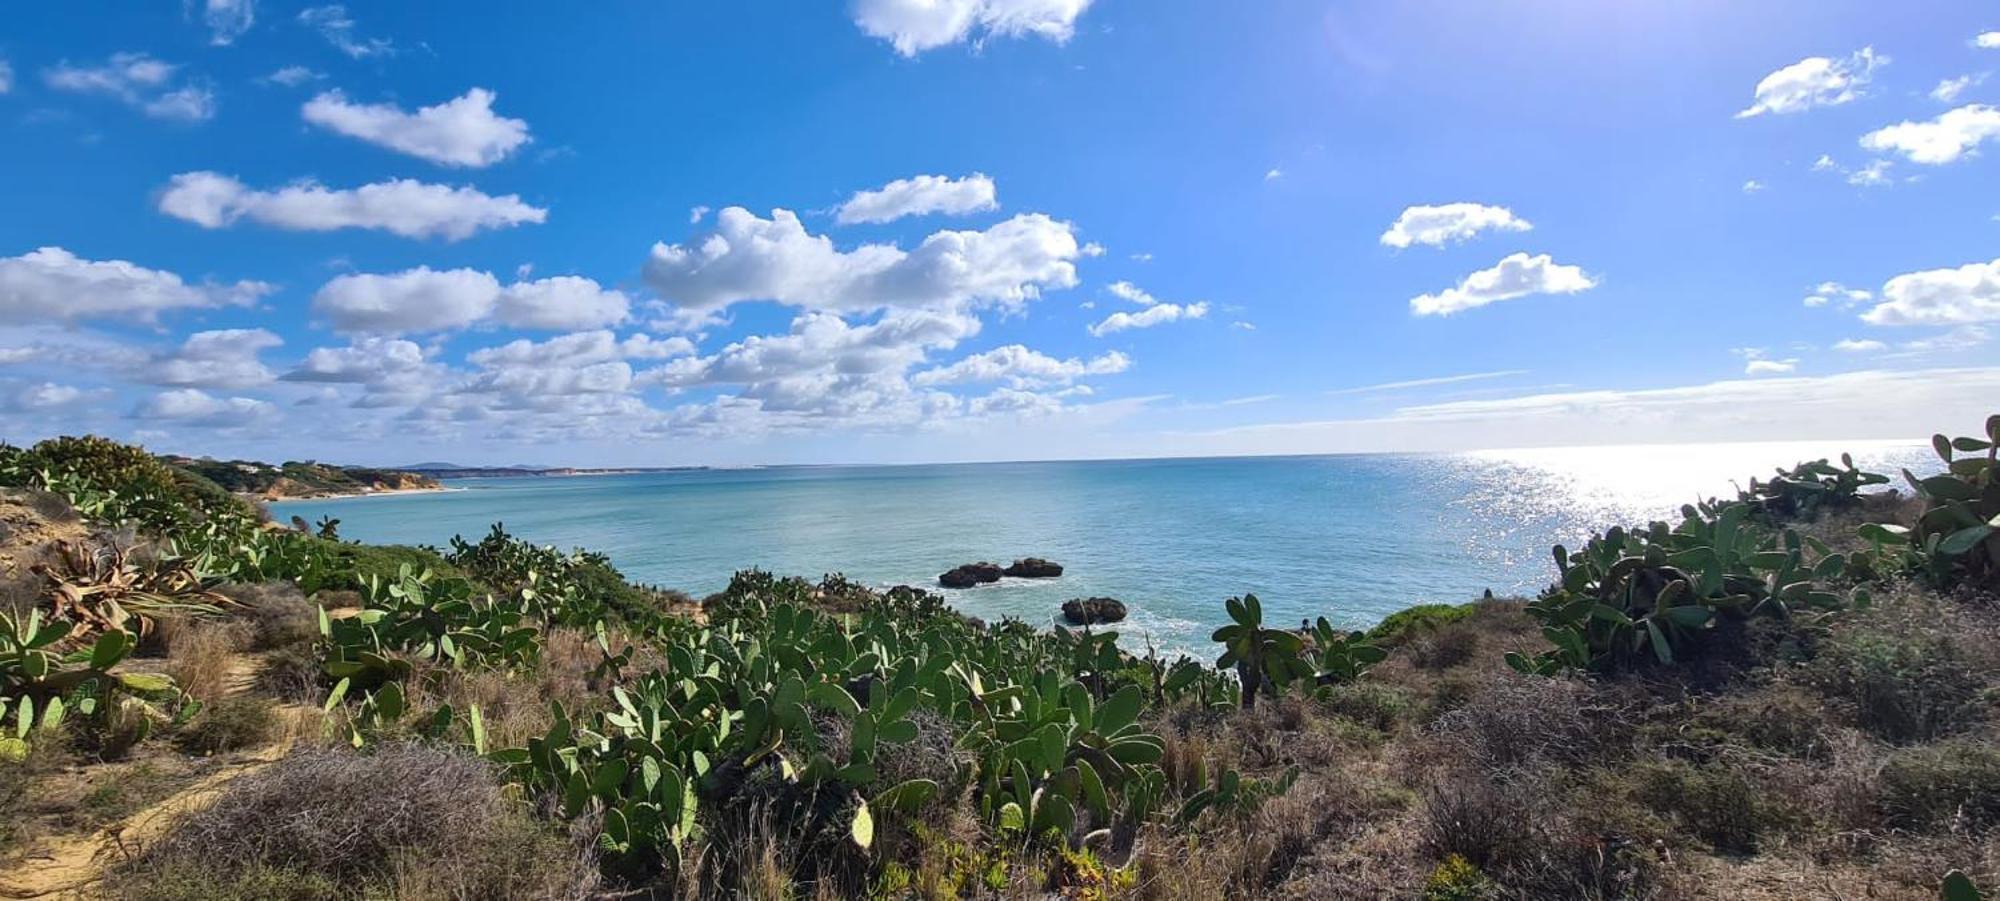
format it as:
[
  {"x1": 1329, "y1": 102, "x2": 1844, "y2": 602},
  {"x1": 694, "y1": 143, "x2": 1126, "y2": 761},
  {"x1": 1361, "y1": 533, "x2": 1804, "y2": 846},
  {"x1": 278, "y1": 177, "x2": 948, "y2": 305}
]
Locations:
[{"x1": 271, "y1": 441, "x2": 1933, "y2": 655}]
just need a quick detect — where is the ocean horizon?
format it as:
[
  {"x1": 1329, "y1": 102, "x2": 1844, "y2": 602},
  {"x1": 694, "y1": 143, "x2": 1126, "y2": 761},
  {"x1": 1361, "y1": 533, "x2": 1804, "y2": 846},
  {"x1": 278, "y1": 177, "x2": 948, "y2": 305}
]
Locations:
[{"x1": 274, "y1": 439, "x2": 1933, "y2": 654}]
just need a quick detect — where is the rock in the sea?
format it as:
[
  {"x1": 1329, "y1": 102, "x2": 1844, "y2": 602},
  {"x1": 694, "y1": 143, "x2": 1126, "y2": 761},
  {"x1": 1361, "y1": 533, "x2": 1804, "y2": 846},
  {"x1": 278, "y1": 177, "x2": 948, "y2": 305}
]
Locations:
[
  {"x1": 1061, "y1": 596, "x2": 1127, "y2": 625},
  {"x1": 1003, "y1": 557, "x2": 1064, "y2": 578},
  {"x1": 939, "y1": 562, "x2": 1004, "y2": 589}
]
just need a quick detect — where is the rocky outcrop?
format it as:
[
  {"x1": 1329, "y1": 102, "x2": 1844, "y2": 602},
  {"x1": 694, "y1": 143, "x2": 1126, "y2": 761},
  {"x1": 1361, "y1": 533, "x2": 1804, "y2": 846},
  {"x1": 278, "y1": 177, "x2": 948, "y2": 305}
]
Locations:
[
  {"x1": 939, "y1": 562, "x2": 1004, "y2": 589},
  {"x1": 1003, "y1": 558, "x2": 1064, "y2": 578},
  {"x1": 1061, "y1": 597, "x2": 1127, "y2": 625}
]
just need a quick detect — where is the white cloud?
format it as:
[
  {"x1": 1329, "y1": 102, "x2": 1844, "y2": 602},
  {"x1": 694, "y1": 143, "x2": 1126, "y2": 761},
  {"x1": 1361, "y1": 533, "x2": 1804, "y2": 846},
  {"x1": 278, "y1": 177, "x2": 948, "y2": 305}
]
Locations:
[
  {"x1": 1741, "y1": 179, "x2": 1765, "y2": 193},
  {"x1": 43, "y1": 53, "x2": 214, "y2": 122},
  {"x1": 1379, "y1": 203, "x2": 1532, "y2": 249},
  {"x1": 1328, "y1": 369, "x2": 1529, "y2": 395},
  {"x1": 1408, "y1": 252, "x2": 1597, "y2": 316},
  {"x1": 494, "y1": 277, "x2": 631, "y2": 330},
  {"x1": 1860, "y1": 104, "x2": 2000, "y2": 164},
  {"x1": 1899, "y1": 325, "x2": 1990, "y2": 354},
  {"x1": 297, "y1": 5, "x2": 392, "y2": 58},
  {"x1": 1862, "y1": 257, "x2": 2000, "y2": 326},
  {"x1": 1932, "y1": 74, "x2": 1985, "y2": 103},
  {"x1": 0, "y1": 247, "x2": 271, "y2": 325},
  {"x1": 1089, "y1": 281, "x2": 1208, "y2": 336},
  {"x1": 1744, "y1": 358, "x2": 1797, "y2": 375},
  {"x1": 1832, "y1": 338, "x2": 1887, "y2": 353},
  {"x1": 468, "y1": 330, "x2": 693, "y2": 370},
  {"x1": 913, "y1": 344, "x2": 1129, "y2": 387},
  {"x1": 1803, "y1": 281, "x2": 1871, "y2": 308},
  {"x1": 308, "y1": 268, "x2": 633, "y2": 335},
  {"x1": 1979, "y1": 32, "x2": 2000, "y2": 49},
  {"x1": 312, "y1": 267, "x2": 501, "y2": 334},
  {"x1": 1736, "y1": 46, "x2": 1884, "y2": 118},
  {"x1": 1847, "y1": 159, "x2": 1893, "y2": 186},
  {"x1": 0, "y1": 382, "x2": 96, "y2": 413},
  {"x1": 284, "y1": 337, "x2": 429, "y2": 384},
  {"x1": 145, "y1": 328, "x2": 282, "y2": 390},
  {"x1": 644, "y1": 207, "x2": 1080, "y2": 315},
  {"x1": 134, "y1": 388, "x2": 277, "y2": 427},
  {"x1": 142, "y1": 86, "x2": 217, "y2": 122},
  {"x1": 688, "y1": 205, "x2": 710, "y2": 224},
  {"x1": 303, "y1": 88, "x2": 530, "y2": 168},
  {"x1": 851, "y1": 0, "x2": 1094, "y2": 57},
  {"x1": 198, "y1": 0, "x2": 255, "y2": 45},
  {"x1": 1264, "y1": 168, "x2": 1283, "y2": 181},
  {"x1": 836, "y1": 173, "x2": 999, "y2": 225},
  {"x1": 261, "y1": 65, "x2": 323, "y2": 87},
  {"x1": 0, "y1": 59, "x2": 12, "y2": 94},
  {"x1": 158, "y1": 171, "x2": 547, "y2": 240}
]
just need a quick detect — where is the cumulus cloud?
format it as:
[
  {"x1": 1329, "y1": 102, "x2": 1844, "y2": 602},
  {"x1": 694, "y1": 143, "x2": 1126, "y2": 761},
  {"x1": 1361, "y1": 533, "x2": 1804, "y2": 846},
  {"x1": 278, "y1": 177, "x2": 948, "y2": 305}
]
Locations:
[
  {"x1": 836, "y1": 173, "x2": 999, "y2": 224},
  {"x1": 303, "y1": 88, "x2": 530, "y2": 167},
  {"x1": 43, "y1": 53, "x2": 215, "y2": 121},
  {"x1": 1861, "y1": 104, "x2": 2000, "y2": 164},
  {"x1": 284, "y1": 337, "x2": 429, "y2": 384},
  {"x1": 1379, "y1": 203, "x2": 1532, "y2": 249},
  {"x1": 1741, "y1": 179, "x2": 1765, "y2": 194},
  {"x1": 467, "y1": 330, "x2": 693, "y2": 370},
  {"x1": 851, "y1": 0, "x2": 1094, "y2": 56},
  {"x1": 1979, "y1": 32, "x2": 2000, "y2": 49},
  {"x1": 158, "y1": 171, "x2": 547, "y2": 240},
  {"x1": 1086, "y1": 281, "x2": 1209, "y2": 336},
  {"x1": 0, "y1": 247, "x2": 271, "y2": 325},
  {"x1": 144, "y1": 328, "x2": 282, "y2": 390},
  {"x1": 1804, "y1": 281, "x2": 1872, "y2": 308},
  {"x1": 309, "y1": 268, "x2": 631, "y2": 334},
  {"x1": 1744, "y1": 358, "x2": 1798, "y2": 375},
  {"x1": 297, "y1": 5, "x2": 392, "y2": 58},
  {"x1": 312, "y1": 267, "x2": 501, "y2": 334},
  {"x1": 1736, "y1": 46, "x2": 1884, "y2": 118},
  {"x1": 197, "y1": 0, "x2": 255, "y2": 45},
  {"x1": 644, "y1": 207, "x2": 1080, "y2": 315},
  {"x1": 493, "y1": 277, "x2": 631, "y2": 330},
  {"x1": 1408, "y1": 252, "x2": 1596, "y2": 317},
  {"x1": 1862, "y1": 257, "x2": 2000, "y2": 326},
  {"x1": 1832, "y1": 338, "x2": 1886, "y2": 353},
  {"x1": 134, "y1": 388, "x2": 277, "y2": 427},
  {"x1": 0, "y1": 381, "x2": 97, "y2": 413},
  {"x1": 913, "y1": 344, "x2": 1128, "y2": 387},
  {"x1": 646, "y1": 310, "x2": 978, "y2": 390}
]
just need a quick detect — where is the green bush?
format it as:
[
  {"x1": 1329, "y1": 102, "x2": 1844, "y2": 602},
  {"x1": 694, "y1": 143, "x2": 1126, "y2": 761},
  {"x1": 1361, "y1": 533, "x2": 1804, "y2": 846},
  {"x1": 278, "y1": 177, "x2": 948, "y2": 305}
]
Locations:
[
  {"x1": 1630, "y1": 760, "x2": 1774, "y2": 854},
  {"x1": 1370, "y1": 603, "x2": 1477, "y2": 645},
  {"x1": 1801, "y1": 611, "x2": 1988, "y2": 743},
  {"x1": 1878, "y1": 740, "x2": 2000, "y2": 831}
]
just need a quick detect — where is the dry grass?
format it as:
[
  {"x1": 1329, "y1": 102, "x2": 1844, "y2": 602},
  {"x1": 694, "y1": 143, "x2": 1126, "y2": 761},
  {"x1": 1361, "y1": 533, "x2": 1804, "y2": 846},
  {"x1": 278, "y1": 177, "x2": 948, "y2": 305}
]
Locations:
[{"x1": 160, "y1": 617, "x2": 250, "y2": 703}]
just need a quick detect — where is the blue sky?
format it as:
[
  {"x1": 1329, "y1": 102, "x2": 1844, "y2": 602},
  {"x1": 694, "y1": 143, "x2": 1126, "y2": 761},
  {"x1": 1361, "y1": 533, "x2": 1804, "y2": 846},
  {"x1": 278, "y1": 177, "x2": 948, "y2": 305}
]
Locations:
[{"x1": 2, "y1": 1, "x2": 1998, "y2": 466}]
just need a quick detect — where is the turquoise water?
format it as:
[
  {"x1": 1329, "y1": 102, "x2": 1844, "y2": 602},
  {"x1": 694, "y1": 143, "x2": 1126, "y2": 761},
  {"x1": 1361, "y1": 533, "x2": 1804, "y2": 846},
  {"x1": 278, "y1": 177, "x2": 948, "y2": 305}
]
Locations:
[{"x1": 272, "y1": 441, "x2": 1929, "y2": 654}]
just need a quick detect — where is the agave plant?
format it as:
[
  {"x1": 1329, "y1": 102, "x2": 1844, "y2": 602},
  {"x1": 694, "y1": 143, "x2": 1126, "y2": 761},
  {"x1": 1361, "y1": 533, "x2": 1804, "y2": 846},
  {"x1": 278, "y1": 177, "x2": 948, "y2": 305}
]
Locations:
[{"x1": 33, "y1": 539, "x2": 235, "y2": 641}]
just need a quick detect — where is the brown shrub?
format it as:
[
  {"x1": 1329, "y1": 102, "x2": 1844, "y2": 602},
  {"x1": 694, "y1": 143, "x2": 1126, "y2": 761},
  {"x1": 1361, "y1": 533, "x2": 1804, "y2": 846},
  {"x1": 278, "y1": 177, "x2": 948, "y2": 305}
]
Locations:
[
  {"x1": 121, "y1": 744, "x2": 596, "y2": 898},
  {"x1": 1423, "y1": 674, "x2": 1597, "y2": 775},
  {"x1": 177, "y1": 695, "x2": 277, "y2": 755},
  {"x1": 218, "y1": 580, "x2": 318, "y2": 650},
  {"x1": 163, "y1": 617, "x2": 249, "y2": 702}
]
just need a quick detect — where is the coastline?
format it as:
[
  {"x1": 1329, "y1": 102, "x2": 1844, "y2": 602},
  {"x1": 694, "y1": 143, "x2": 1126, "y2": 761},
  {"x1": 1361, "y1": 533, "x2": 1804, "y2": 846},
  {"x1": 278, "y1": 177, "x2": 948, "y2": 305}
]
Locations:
[{"x1": 255, "y1": 485, "x2": 460, "y2": 503}]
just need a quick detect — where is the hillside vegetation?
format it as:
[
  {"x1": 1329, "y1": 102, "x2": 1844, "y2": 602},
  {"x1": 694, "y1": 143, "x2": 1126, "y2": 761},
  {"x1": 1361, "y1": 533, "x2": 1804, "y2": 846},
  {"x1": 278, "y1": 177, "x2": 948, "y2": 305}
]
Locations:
[
  {"x1": 0, "y1": 422, "x2": 1996, "y2": 899},
  {"x1": 162, "y1": 454, "x2": 441, "y2": 499}
]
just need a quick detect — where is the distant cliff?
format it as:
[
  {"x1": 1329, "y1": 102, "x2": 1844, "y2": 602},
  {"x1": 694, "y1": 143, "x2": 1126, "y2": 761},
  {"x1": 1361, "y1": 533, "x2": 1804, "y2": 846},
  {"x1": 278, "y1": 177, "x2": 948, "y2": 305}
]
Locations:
[{"x1": 161, "y1": 456, "x2": 443, "y2": 500}]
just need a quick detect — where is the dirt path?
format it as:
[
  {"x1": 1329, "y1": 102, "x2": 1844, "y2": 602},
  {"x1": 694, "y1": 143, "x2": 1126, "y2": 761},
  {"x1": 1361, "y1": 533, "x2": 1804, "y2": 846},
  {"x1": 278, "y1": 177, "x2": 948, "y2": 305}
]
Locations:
[{"x1": 0, "y1": 651, "x2": 316, "y2": 899}]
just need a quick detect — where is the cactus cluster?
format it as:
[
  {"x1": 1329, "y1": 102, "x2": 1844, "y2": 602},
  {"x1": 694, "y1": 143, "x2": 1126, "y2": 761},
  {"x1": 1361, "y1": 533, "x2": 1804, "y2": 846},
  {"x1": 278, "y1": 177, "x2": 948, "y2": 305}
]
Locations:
[{"x1": 1509, "y1": 499, "x2": 1871, "y2": 675}]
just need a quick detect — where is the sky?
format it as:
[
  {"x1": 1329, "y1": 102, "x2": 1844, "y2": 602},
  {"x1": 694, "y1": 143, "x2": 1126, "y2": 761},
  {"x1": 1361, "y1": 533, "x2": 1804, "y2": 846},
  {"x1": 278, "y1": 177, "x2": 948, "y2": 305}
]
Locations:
[{"x1": 2, "y1": 1, "x2": 1998, "y2": 467}]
